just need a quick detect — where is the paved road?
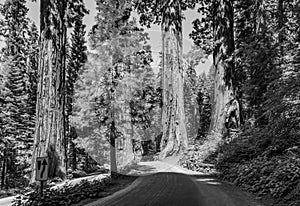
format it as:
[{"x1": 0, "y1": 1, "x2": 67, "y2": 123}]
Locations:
[{"x1": 86, "y1": 160, "x2": 263, "y2": 206}]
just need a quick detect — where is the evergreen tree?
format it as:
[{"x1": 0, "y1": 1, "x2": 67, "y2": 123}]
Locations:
[
  {"x1": 191, "y1": 0, "x2": 240, "y2": 135},
  {"x1": 183, "y1": 45, "x2": 205, "y2": 143},
  {"x1": 31, "y1": 0, "x2": 88, "y2": 182},
  {"x1": 134, "y1": 0, "x2": 199, "y2": 159},
  {"x1": 31, "y1": 0, "x2": 68, "y2": 181},
  {"x1": 196, "y1": 71, "x2": 213, "y2": 140},
  {"x1": 0, "y1": 0, "x2": 39, "y2": 187},
  {"x1": 76, "y1": 0, "x2": 154, "y2": 173},
  {"x1": 66, "y1": 1, "x2": 88, "y2": 171}
]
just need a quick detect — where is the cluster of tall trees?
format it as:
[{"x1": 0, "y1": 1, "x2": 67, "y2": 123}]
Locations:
[
  {"x1": 0, "y1": 0, "x2": 39, "y2": 188},
  {"x1": 134, "y1": 0, "x2": 203, "y2": 158},
  {"x1": 0, "y1": 0, "x2": 228, "y2": 185},
  {"x1": 0, "y1": 0, "x2": 89, "y2": 187},
  {"x1": 72, "y1": 0, "x2": 161, "y2": 173},
  {"x1": 183, "y1": 46, "x2": 213, "y2": 142},
  {"x1": 2, "y1": 0, "x2": 298, "y2": 186},
  {"x1": 191, "y1": 0, "x2": 300, "y2": 142}
]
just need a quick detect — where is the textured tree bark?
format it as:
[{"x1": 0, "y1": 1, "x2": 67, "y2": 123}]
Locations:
[
  {"x1": 115, "y1": 97, "x2": 134, "y2": 169},
  {"x1": 209, "y1": 0, "x2": 239, "y2": 135},
  {"x1": 209, "y1": 56, "x2": 234, "y2": 133},
  {"x1": 159, "y1": 3, "x2": 188, "y2": 159},
  {"x1": 31, "y1": 0, "x2": 67, "y2": 182}
]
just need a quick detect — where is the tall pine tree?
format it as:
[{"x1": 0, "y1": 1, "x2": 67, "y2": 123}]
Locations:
[
  {"x1": 66, "y1": 1, "x2": 88, "y2": 171},
  {"x1": 0, "y1": 0, "x2": 39, "y2": 187}
]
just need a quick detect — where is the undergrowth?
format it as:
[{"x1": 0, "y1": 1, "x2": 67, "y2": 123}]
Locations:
[
  {"x1": 180, "y1": 126, "x2": 300, "y2": 206},
  {"x1": 179, "y1": 132, "x2": 222, "y2": 173},
  {"x1": 11, "y1": 176, "x2": 111, "y2": 206},
  {"x1": 216, "y1": 127, "x2": 300, "y2": 206}
]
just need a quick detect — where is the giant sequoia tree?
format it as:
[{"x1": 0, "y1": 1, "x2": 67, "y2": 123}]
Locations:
[
  {"x1": 191, "y1": 0, "x2": 240, "y2": 135},
  {"x1": 31, "y1": 0, "x2": 68, "y2": 181},
  {"x1": 31, "y1": 0, "x2": 87, "y2": 181},
  {"x1": 135, "y1": 0, "x2": 198, "y2": 158},
  {"x1": 88, "y1": 0, "x2": 133, "y2": 173}
]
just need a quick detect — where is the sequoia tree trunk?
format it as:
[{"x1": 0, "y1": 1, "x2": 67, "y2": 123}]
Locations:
[
  {"x1": 159, "y1": 2, "x2": 188, "y2": 159},
  {"x1": 209, "y1": 0, "x2": 239, "y2": 135},
  {"x1": 209, "y1": 56, "x2": 234, "y2": 134},
  {"x1": 31, "y1": 0, "x2": 67, "y2": 182}
]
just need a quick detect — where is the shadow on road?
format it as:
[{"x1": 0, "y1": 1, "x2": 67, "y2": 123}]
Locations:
[{"x1": 86, "y1": 171, "x2": 264, "y2": 206}]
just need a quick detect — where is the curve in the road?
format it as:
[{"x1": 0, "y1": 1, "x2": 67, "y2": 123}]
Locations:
[{"x1": 86, "y1": 172, "x2": 263, "y2": 206}]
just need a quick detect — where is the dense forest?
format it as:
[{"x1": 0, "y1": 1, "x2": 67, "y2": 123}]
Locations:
[{"x1": 0, "y1": 0, "x2": 299, "y2": 206}]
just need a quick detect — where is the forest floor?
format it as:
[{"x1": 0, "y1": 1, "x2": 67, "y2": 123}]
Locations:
[
  {"x1": 1, "y1": 173, "x2": 112, "y2": 206},
  {"x1": 84, "y1": 157, "x2": 265, "y2": 206},
  {"x1": 73, "y1": 175, "x2": 137, "y2": 206}
]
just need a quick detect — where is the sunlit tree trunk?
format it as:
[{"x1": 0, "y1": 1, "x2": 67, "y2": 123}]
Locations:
[
  {"x1": 160, "y1": 1, "x2": 188, "y2": 159},
  {"x1": 31, "y1": 0, "x2": 67, "y2": 182},
  {"x1": 209, "y1": 0, "x2": 240, "y2": 134},
  {"x1": 109, "y1": 64, "x2": 118, "y2": 174}
]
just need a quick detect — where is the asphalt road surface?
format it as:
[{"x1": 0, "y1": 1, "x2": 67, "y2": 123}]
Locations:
[{"x1": 86, "y1": 159, "x2": 264, "y2": 206}]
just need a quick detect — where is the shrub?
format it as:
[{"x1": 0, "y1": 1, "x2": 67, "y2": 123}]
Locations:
[
  {"x1": 179, "y1": 132, "x2": 222, "y2": 173},
  {"x1": 182, "y1": 123, "x2": 300, "y2": 205},
  {"x1": 216, "y1": 126, "x2": 300, "y2": 206},
  {"x1": 12, "y1": 176, "x2": 111, "y2": 206}
]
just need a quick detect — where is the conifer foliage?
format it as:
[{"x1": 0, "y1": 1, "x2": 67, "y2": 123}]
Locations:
[
  {"x1": 66, "y1": 0, "x2": 88, "y2": 171},
  {"x1": 0, "y1": 0, "x2": 38, "y2": 188},
  {"x1": 187, "y1": 1, "x2": 300, "y2": 204},
  {"x1": 134, "y1": 0, "x2": 200, "y2": 159},
  {"x1": 31, "y1": 0, "x2": 89, "y2": 182},
  {"x1": 72, "y1": 0, "x2": 157, "y2": 173}
]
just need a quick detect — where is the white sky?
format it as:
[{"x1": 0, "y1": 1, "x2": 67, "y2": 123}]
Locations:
[{"x1": 1, "y1": 0, "x2": 212, "y2": 74}]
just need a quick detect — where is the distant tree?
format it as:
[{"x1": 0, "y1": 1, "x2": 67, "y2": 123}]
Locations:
[
  {"x1": 77, "y1": 0, "x2": 154, "y2": 173},
  {"x1": 183, "y1": 46, "x2": 205, "y2": 142},
  {"x1": 88, "y1": 0, "x2": 133, "y2": 173},
  {"x1": 129, "y1": 48, "x2": 158, "y2": 132},
  {"x1": 71, "y1": 53, "x2": 111, "y2": 166},
  {"x1": 66, "y1": 2, "x2": 88, "y2": 171},
  {"x1": 134, "y1": 0, "x2": 199, "y2": 159},
  {"x1": 196, "y1": 72, "x2": 213, "y2": 140}
]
